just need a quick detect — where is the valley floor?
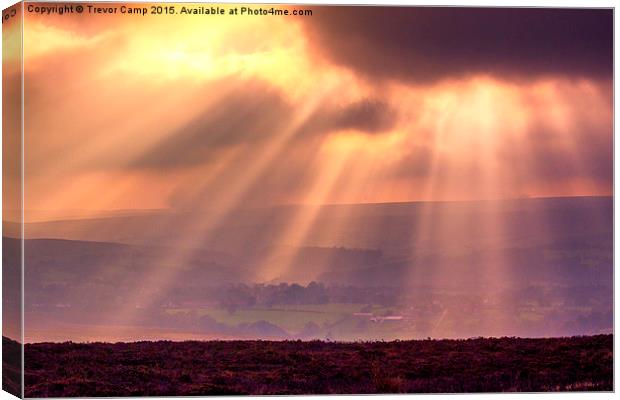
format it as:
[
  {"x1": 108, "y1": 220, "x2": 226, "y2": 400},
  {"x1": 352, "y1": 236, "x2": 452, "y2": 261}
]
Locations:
[{"x1": 17, "y1": 334, "x2": 612, "y2": 396}]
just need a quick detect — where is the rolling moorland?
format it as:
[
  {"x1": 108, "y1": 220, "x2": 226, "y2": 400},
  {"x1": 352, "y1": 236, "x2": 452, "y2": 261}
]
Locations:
[
  {"x1": 4, "y1": 197, "x2": 613, "y2": 342},
  {"x1": 15, "y1": 334, "x2": 613, "y2": 396},
  {"x1": 0, "y1": 197, "x2": 613, "y2": 395}
]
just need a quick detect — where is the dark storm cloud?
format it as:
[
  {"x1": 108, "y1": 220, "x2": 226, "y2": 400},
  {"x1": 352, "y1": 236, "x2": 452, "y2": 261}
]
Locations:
[
  {"x1": 135, "y1": 87, "x2": 397, "y2": 169},
  {"x1": 134, "y1": 81, "x2": 292, "y2": 168},
  {"x1": 303, "y1": 7, "x2": 612, "y2": 83},
  {"x1": 301, "y1": 99, "x2": 397, "y2": 135},
  {"x1": 328, "y1": 99, "x2": 395, "y2": 133}
]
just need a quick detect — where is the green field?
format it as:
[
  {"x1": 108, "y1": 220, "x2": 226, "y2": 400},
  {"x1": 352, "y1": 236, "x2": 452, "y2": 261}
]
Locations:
[{"x1": 166, "y1": 303, "x2": 396, "y2": 333}]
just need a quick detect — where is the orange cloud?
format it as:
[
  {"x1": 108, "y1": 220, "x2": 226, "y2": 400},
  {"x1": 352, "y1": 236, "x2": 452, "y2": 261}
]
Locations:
[{"x1": 19, "y1": 4, "x2": 612, "y2": 222}]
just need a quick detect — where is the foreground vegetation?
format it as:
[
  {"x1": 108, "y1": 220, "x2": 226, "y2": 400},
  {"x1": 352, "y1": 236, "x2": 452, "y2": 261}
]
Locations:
[
  {"x1": 20, "y1": 334, "x2": 612, "y2": 396},
  {"x1": 2, "y1": 337, "x2": 21, "y2": 397}
]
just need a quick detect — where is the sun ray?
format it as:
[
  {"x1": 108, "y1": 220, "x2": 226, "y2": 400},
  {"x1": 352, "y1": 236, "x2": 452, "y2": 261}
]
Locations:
[
  {"x1": 18, "y1": 4, "x2": 612, "y2": 344},
  {"x1": 109, "y1": 87, "x2": 337, "y2": 329}
]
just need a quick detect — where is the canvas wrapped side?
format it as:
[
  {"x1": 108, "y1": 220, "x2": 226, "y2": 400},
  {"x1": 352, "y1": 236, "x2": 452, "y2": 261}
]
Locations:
[{"x1": 3, "y1": 1, "x2": 23, "y2": 398}]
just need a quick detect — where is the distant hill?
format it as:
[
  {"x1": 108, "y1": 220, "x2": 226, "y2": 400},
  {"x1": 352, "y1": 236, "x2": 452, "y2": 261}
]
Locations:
[
  {"x1": 15, "y1": 196, "x2": 612, "y2": 254},
  {"x1": 9, "y1": 196, "x2": 612, "y2": 342},
  {"x1": 8, "y1": 195, "x2": 612, "y2": 298}
]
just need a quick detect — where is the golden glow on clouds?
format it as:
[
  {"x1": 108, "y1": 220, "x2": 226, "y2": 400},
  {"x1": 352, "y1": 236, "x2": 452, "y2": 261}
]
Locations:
[
  {"x1": 25, "y1": 22, "x2": 111, "y2": 59},
  {"x1": 134, "y1": 9, "x2": 359, "y2": 101},
  {"x1": 19, "y1": 5, "x2": 612, "y2": 221}
]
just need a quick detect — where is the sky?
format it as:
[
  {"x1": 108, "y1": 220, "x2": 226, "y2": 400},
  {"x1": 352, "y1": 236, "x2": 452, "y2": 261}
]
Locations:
[{"x1": 4, "y1": 4, "x2": 613, "y2": 221}]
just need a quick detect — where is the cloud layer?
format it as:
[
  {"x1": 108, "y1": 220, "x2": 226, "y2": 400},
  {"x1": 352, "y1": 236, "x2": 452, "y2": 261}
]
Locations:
[
  {"x1": 15, "y1": 5, "x2": 614, "y2": 218},
  {"x1": 303, "y1": 7, "x2": 613, "y2": 83}
]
